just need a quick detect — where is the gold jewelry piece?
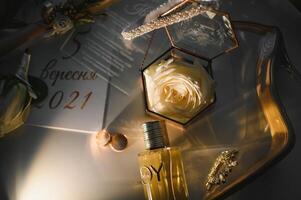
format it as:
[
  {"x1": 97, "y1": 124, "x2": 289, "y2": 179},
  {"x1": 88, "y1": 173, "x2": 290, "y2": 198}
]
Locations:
[
  {"x1": 121, "y1": 6, "x2": 204, "y2": 40},
  {"x1": 96, "y1": 129, "x2": 112, "y2": 147},
  {"x1": 205, "y1": 149, "x2": 238, "y2": 191},
  {"x1": 96, "y1": 130, "x2": 128, "y2": 152}
]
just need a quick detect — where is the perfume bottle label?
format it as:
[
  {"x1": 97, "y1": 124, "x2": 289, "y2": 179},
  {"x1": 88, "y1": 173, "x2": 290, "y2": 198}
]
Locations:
[
  {"x1": 138, "y1": 148, "x2": 189, "y2": 199},
  {"x1": 140, "y1": 162, "x2": 163, "y2": 184}
]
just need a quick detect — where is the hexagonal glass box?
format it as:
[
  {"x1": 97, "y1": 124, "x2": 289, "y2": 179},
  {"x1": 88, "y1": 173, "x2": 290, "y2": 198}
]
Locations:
[
  {"x1": 165, "y1": 5, "x2": 238, "y2": 60},
  {"x1": 142, "y1": 48, "x2": 215, "y2": 126},
  {"x1": 139, "y1": 3, "x2": 238, "y2": 126}
]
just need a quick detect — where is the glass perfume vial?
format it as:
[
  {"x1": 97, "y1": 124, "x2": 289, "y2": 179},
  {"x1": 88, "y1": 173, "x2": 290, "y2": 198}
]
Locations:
[{"x1": 138, "y1": 121, "x2": 189, "y2": 200}]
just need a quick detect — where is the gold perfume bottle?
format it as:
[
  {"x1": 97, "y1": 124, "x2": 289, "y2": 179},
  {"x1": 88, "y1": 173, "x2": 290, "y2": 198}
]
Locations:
[{"x1": 138, "y1": 121, "x2": 189, "y2": 200}]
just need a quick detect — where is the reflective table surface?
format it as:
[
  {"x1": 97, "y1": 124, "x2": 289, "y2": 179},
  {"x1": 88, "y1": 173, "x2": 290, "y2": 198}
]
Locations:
[{"x1": 0, "y1": 0, "x2": 300, "y2": 200}]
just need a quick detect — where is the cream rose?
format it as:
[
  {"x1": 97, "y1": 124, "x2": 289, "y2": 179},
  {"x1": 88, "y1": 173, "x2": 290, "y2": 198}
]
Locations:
[{"x1": 144, "y1": 58, "x2": 215, "y2": 124}]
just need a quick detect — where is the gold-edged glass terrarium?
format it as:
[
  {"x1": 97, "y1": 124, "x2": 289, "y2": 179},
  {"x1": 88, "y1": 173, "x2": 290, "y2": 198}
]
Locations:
[
  {"x1": 142, "y1": 48, "x2": 215, "y2": 125},
  {"x1": 138, "y1": 2, "x2": 238, "y2": 126},
  {"x1": 165, "y1": 5, "x2": 238, "y2": 59}
]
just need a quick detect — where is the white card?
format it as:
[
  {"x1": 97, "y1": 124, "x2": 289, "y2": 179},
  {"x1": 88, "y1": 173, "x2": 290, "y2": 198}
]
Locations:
[{"x1": 26, "y1": 38, "x2": 108, "y2": 133}]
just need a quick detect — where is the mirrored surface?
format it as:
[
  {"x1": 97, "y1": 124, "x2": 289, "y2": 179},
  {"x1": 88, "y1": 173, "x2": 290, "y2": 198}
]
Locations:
[{"x1": 0, "y1": 1, "x2": 295, "y2": 200}]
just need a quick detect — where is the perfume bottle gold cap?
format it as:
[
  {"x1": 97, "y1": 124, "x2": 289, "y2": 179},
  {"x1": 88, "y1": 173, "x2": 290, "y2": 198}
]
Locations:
[{"x1": 142, "y1": 121, "x2": 166, "y2": 150}]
